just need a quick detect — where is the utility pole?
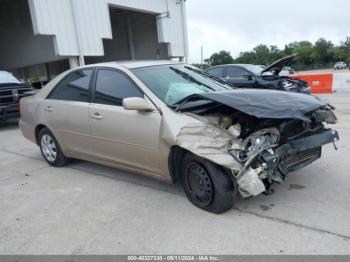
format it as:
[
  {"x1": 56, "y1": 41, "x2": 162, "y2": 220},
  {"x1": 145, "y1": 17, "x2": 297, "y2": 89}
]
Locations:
[
  {"x1": 201, "y1": 46, "x2": 204, "y2": 65},
  {"x1": 180, "y1": 0, "x2": 189, "y2": 63}
]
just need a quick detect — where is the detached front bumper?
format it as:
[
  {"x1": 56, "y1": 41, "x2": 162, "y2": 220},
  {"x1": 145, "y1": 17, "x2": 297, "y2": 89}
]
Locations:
[
  {"x1": 0, "y1": 104, "x2": 20, "y2": 121},
  {"x1": 278, "y1": 129, "x2": 339, "y2": 174},
  {"x1": 237, "y1": 129, "x2": 339, "y2": 198}
]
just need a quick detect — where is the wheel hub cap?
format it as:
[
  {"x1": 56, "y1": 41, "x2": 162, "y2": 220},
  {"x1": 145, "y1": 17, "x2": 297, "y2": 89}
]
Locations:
[{"x1": 41, "y1": 134, "x2": 57, "y2": 162}]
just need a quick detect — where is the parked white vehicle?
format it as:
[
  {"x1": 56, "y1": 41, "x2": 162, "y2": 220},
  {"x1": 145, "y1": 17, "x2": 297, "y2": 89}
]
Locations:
[{"x1": 334, "y1": 62, "x2": 348, "y2": 70}]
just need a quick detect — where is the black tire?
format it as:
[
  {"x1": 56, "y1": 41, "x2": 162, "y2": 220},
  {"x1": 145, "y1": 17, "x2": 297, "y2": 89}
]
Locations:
[
  {"x1": 181, "y1": 153, "x2": 237, "y2": 214},
  {"x1": 38, "y1": 127, "x2": 70, "y2": 167}
]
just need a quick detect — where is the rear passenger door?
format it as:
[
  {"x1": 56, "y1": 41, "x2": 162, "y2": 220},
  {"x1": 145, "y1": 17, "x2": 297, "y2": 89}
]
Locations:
[
  {"x1": 43, "y1": 69, "x2": 93, "y2": 156},
  {"x1": 225, "y1": 66, "x2": 255, "y2": 88},
  {"x1": 88, "y1": 68, "x2": 162, "y2": 174}
]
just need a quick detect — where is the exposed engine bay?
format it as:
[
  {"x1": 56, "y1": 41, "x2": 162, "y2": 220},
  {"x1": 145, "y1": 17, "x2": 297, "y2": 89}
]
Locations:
[
  {"x1": 259, "y1": 74, "x2": 310, "y2": 94},
  {"x1": 175, "y1": 90, "x2": 339, "y2": 198}
]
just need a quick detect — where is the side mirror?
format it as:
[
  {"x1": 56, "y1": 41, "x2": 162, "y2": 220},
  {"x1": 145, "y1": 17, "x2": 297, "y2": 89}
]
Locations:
[
  {"x1": 123, "y1": 97, "x2": 154, "y2": 111},
  {"x1": 243, "y1": 74, "x2": 253, "y2": 80}
]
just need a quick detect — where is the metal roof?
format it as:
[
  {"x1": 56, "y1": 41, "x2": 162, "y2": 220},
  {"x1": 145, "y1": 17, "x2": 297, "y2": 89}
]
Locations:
[
  {"x1": 28, "y1": 0, "x2": 188, "y2": 58},
  {"x1": 116, "y1": 60, "x2": 179, "y2": 69}
]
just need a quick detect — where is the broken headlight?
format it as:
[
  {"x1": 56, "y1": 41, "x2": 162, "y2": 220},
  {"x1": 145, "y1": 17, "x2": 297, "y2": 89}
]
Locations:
[{"x1": 313, "y1": 109, "x2": 337, "y2": 124}]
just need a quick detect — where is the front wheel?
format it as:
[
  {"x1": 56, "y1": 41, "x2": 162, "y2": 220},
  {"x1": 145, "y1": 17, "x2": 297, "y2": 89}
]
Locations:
[
  {"x1": 39, "y1": 128, "x2": 70, "y2": 167},
  {"x1": 181, "y1": 153, "x2": 237, "y2": 214}
]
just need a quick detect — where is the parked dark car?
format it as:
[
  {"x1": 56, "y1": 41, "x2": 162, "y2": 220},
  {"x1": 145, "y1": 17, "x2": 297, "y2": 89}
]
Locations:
[
  {"x1": 206, "y1": 55, "x2": 311, "y2": 94},
  {"x1": 0, "y1": 71, "x2": 33, "y2": 122}
]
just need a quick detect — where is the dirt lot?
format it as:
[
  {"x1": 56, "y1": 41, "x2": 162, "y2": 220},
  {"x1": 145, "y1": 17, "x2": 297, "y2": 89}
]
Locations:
[{"x1": 0, "y1": 94, "x2": 350, "y2": 255}]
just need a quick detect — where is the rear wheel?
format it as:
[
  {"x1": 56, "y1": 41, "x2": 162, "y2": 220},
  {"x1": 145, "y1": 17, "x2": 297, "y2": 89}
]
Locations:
[
  {"x1": 181, "y1": 153, "x2": 237, "y2": 214},
  {"x1": 38, "y1": 128, "x2": 70, "y2": 167}
]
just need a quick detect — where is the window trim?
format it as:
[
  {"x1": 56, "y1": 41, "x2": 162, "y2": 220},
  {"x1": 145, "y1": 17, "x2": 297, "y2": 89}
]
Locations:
[
  {"x1": 46, "y1": 67, "x2": 96, "y2": 103},
  {"x1": 91, "y1": 67, "x2": 146, "y2": 107}
]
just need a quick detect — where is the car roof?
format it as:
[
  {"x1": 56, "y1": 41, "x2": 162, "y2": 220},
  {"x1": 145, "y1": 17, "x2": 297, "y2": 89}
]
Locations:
[
  {"x1": 82, "y1": 60, "x2": 181, "y2": 70},
  {"x1": 208, "y1": 64, "x2": 255, "y2": 69}
]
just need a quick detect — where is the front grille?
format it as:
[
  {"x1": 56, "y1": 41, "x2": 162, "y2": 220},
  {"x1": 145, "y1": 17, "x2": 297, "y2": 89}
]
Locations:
[
  {"x1": 0, "y1": 103, "x2": 20, "y2": 119},
  {"x1": 0, "y1": 86, "x2": 32, "y2": 106}
]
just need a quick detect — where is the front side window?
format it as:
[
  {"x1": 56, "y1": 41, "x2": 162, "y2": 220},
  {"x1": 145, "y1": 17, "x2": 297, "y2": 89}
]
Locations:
[
  {"x1": 226, "y1": 67, "x2": 246, "y2": 78},
  {"x1": 94, "y1": 69, "x2": 143, "y2": 106},
  {"x1": 48, "y1": 69, "x2": 92, "y2": 102}
]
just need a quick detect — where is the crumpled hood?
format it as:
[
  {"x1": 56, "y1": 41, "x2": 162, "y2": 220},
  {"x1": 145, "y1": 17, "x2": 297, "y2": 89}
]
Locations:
[
  {"x1": 261, "y1": 54, "x2": 297, "y2": 75},
  {"x1": 182, "y1": 89, "x2": 328, "y2": 121}
]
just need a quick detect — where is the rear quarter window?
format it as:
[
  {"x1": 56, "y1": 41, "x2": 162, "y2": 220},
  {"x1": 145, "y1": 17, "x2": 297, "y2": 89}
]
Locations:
[{"x1": 48, "y1": 69, "x2": 93, "y2": 102}]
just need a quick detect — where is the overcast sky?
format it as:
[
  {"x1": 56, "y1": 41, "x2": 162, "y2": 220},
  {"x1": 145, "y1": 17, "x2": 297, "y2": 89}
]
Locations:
[{"x1": 186, "y1": 0, "x2": 350, "y2": 63}]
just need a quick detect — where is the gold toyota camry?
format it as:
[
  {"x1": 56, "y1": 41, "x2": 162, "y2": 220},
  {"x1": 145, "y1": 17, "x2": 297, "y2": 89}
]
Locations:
[{"x1": 20, "y1": 61, "x2": 339, "y2": 213}]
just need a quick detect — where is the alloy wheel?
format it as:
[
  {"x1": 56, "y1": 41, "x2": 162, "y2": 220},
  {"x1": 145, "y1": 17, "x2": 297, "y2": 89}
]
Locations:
[{"x1": 40, "y1": 134, "x2": 57, "y2": 162}]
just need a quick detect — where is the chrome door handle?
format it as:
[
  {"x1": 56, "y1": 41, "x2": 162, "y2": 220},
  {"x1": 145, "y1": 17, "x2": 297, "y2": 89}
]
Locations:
[
  {"x1": 45, "y1": 106, "x2": 53, "y2": 112},
  {"x1": 91, "y1": 112, "x2": 103, "y2": 120}
]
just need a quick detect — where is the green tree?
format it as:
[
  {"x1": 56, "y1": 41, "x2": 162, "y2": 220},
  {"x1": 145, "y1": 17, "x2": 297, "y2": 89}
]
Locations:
[
  {"x1": 252, "y1": 44, "x2": 270, "y2": 64},
  {"x1": 234, "y1": 51, "x2": 256, "y2": 64},
  {"x1": 233, "y1": 45, "x2": 284, "y2": 65},
  {"x1": 339, "y1": 37, "x2": 350, "y2": 62},
  {"x1": 293, "y1": 41, "x2": 314, "y2": 66},
  {"x1": 192, "y1": 63, "x2": 209, "y2": 70},
  {"x1": 205, "y1": 50, "x2": 234, "y2": 66},
  {"x1": 269, "y1": 45, "x2": 284, "y2": 62},
  {"x1": 204, "y1": 36, "x2": 350, "y2": 70},
  {"x1": 284, "y1": 42, "x2": 299, "y2": 56},
  {"x1": 313, "y1": 38, "x2": 334, "y2": 64}
]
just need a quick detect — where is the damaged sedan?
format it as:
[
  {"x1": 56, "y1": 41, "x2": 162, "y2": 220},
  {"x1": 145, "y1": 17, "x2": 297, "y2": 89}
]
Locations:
[
  {"x1": 206, "y1": 54, "x2": 311, "y2": 94},
  {"x1": 20, "y1": 61, "x2": 339, "y2": 213}
]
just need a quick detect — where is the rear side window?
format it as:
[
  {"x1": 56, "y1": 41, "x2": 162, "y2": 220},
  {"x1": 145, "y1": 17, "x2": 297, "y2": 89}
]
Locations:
[
  {"x1": 48, "y1": 69, "x2": 92, "y2": 102},
  {"x1": 94, "y1": 69, "x2": 143, "y2": 106},
  {"x1": 226, "y1": 67, "x2": 246, "y2": 78},
  {"x1": 207, "y1": 67, "x2": 224, "y2": 78}
]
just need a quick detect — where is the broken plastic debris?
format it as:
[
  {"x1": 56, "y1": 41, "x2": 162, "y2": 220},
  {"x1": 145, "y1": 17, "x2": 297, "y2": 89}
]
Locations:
[{"x1": 237, "y1": 167, "x2": 266, "y2": 198}]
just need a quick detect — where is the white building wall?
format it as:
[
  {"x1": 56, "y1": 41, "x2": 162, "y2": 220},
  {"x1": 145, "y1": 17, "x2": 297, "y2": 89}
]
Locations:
[
  {"x1": 28, "y1": 0, "x2": 80, "y2": 55},
  {"x1": 0, "y1": 0, "x2": 66, "y2": 70},
  {"x1": 28, "y1": 0, "x2": 188, "y2": 59}
]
